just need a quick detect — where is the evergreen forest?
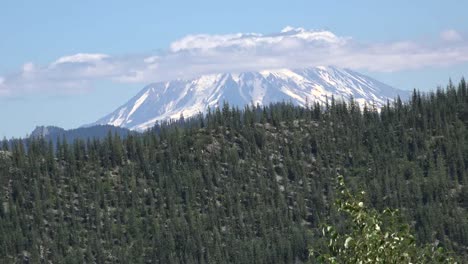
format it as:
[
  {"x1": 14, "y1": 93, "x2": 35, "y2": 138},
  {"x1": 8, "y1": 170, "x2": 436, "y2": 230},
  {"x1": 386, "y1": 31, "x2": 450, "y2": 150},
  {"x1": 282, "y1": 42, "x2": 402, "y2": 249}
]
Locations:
[{"x1": 0, "y1": 80, "x2": 467, "y2": 263}]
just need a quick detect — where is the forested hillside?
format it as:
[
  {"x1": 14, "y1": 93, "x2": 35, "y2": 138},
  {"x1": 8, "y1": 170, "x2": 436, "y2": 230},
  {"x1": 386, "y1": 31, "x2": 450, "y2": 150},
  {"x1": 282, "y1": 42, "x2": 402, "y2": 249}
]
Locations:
[{"x1": 0, "y1": 80, "x2": 467, "y2": 263}]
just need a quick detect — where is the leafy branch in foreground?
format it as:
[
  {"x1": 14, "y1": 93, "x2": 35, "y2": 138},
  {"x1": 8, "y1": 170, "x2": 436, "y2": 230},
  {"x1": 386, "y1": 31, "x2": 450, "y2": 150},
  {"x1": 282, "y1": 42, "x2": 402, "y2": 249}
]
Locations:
[{"x1": 310, "y1": 175, "x2": 459, "y2": 264}]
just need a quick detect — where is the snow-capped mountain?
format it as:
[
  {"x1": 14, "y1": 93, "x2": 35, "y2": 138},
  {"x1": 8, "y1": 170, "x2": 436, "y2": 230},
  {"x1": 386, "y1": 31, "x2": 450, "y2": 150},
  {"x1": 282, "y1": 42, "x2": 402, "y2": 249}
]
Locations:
[{"x1": 89, "y1": 66, "x2": 409, "y2": 131}]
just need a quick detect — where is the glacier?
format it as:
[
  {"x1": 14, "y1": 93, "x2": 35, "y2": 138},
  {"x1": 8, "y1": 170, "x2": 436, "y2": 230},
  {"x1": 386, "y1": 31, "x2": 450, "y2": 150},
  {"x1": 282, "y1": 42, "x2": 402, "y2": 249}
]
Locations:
[{"x1": 89, "y1": 66, "x2": 409, "y2": 131}]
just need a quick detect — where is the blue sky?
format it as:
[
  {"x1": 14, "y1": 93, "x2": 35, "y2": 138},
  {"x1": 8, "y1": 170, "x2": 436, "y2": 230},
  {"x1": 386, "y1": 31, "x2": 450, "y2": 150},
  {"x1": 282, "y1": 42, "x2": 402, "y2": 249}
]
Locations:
[{"x1": 1, "y1": 0, "x2": 468, "y2": 138}]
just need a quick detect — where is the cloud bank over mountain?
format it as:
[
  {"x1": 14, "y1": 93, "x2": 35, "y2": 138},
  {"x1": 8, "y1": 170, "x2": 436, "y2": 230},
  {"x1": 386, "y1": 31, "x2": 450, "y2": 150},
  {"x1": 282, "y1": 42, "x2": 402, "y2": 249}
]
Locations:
[{"x1": 1, "y1": 27, "x2": 467, "y2": 96}]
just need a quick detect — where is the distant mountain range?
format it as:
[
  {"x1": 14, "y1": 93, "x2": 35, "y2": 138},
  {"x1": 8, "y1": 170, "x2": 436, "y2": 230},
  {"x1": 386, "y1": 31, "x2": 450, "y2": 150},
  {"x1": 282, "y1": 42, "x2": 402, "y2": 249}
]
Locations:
[{"x1": 88, "y1": 66, "x2": 410, "y2": 131}]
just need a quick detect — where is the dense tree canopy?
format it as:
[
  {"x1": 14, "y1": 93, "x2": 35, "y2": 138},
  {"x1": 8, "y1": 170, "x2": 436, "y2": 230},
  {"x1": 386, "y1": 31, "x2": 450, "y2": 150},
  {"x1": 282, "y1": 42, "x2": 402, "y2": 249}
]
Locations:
[{"x1": 0, "y1": 79, "x2": 467, "y2": 263}]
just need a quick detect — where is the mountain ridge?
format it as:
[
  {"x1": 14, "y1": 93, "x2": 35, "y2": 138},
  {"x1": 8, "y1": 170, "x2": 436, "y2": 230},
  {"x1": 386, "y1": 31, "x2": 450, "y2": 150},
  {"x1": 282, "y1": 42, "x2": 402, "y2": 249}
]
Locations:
[
  {"x1": 29, "y1": 125, "x2": 133, "y2": 144},
  {"x1": 89, "y1": 66, "x2": 409, "y2": 131}
]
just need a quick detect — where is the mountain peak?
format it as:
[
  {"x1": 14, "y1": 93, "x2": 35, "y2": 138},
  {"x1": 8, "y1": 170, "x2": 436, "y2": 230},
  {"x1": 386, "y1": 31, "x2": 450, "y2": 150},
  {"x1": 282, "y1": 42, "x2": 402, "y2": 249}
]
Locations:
[
  {"x1": 88, "y1": 66, "x2": 409, "y2": 131},
  {"x1": 30, "y1": 126, "x2": 65, "y2": 138}
]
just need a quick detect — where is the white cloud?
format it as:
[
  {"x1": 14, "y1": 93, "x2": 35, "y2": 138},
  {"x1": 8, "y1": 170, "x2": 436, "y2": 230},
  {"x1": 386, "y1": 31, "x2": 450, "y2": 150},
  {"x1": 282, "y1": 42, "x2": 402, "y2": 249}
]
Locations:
[
  {"x1": 440, "y1": 29, "x2": 462, "y2": 42},
  {"x1": 281, "y1": 26, "x2": 296, "y2": 33},
  {"x1": 169, "y1": 27, "x2": 345, "y2": 52},
  {"x1": 22, "y1": 62, "x2": 35, "y2": 72},
  {"x1": 0, "y1": 76, "x2": 7, "y2": 96},
  {"x1": 52, "y1": 53, "x2": 109, "y2": 66},
  {"x1": 143, "y1": 56, "x2": 159, "y2": 64},
  {"x1": 1, "y1": 27, "x2": 468, "y2": 96}
]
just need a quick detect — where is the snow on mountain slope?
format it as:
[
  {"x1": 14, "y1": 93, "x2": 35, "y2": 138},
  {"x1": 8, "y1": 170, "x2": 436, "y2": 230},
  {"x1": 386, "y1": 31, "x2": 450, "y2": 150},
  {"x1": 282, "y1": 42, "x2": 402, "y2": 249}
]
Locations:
[{"x1": 89, "y1": 66, "x2": 409, "y2": 131}]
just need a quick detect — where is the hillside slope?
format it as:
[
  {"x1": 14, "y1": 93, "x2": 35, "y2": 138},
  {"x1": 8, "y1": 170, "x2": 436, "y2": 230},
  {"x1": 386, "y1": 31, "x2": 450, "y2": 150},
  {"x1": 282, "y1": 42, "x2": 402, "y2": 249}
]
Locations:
[{"x1": 1, "y1": 82, "x2": 466, "y2": 263}]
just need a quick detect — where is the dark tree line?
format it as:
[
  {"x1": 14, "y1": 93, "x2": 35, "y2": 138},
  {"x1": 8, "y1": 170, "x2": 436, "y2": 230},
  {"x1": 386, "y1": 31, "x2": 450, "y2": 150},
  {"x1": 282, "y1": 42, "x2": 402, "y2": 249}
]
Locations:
[{"x1": 0, "y1": 79, "x2": 467, "y2": 263}]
